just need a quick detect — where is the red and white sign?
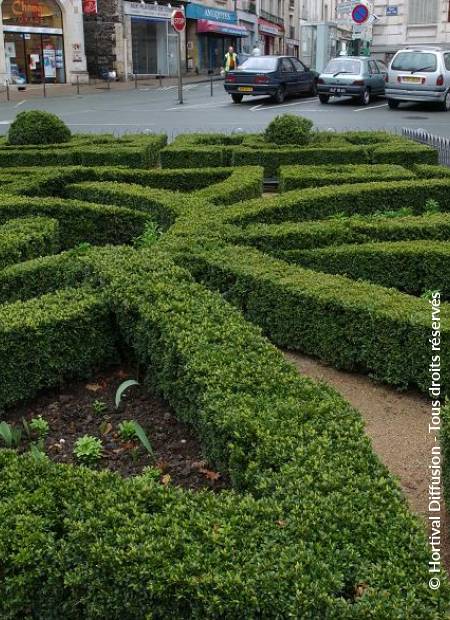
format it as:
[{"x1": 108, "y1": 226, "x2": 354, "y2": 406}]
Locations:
[
  {"x1": 171, "y1": 9, "x2": 186, "y2": 32},
  {"x1": 82, "y1": 0, "x2": 97, "y2": 14}
]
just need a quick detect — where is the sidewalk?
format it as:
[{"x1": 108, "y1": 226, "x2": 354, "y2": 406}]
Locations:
[{"x1": 0, "y1": 73, "x2": 224, "y2": 103}]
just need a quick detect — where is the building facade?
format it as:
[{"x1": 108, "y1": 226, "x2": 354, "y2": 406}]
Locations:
[
  {"x1": 300, "y1": 0, "x2": 352, "y2": 71},
  {"x1": 0, "y1": 0, "x2": 88, "y2": 85},
  {"x1": 372, "y1": 0, "x2": 450, "y2": 62}
]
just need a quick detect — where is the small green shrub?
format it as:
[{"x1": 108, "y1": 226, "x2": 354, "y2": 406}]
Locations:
[
  {"x1": 118, "y1": 420, "x2": 137, "y2": 441},
  {"x1": 74, "y1": 435, "x2": 103, "y2": 465},
  {"x1": 92, "y1": 399, "x2": 107, "y2": 416},
  {"x1": 29, "y1": 416, "x2": 49, "y2": 439},
  {"x1": 264, "y1": 114, "x2": 313, "y2": 146},
  {"x1": 0, "y1": 421, "x2": 21, "y2": 448},
  {"x1": 8, "y1": 111, "x2": 71, "y2": 146}
]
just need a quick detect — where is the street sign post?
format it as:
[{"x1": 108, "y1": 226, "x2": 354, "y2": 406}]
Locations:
[
  {"x1": 352, "y1": 4, "x2": 369, "y2": 24},
  {"x1": 171, "y1": 9, "x2": 186, "y2": 105}
]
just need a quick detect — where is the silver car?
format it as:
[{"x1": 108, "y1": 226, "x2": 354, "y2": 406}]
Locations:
[{"x1": 386, "y1": 47, "x2": 450, "y2": 111}]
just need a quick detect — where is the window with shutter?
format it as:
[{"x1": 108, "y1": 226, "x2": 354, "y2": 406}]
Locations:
[{"x1": 408, "y1": 0, "x2": 438, "y2": 24}]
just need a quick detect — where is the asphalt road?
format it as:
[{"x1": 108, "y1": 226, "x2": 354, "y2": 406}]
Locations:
[{"x1": 0, "y1": 81, "x2": 449, "y2": 138}]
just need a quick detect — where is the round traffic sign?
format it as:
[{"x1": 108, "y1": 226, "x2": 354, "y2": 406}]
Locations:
[
  {"x1": 171, "y1": 9, "x2": 186, "y2": 32},
  {"x1": 352, "y1": 4, "x2": 369, "y2": 24}
]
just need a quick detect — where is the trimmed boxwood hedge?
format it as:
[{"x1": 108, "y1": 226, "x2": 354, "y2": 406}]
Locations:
[
  {"x1": 279, "y1": 163, "x2": 416, "y2": 191},
  {"x1": 0, "y1": 217, "x2": 59, "y2": 269},
  {"x1": 281, "y1": 239, "x2": 450, "y2": 298},
  {"x1": 0, "y1": 195, "x2": 149, "y2": 248},
  {"x1": 0, "y1": 134, "x2": 166, "y2": 168},
  {"x1": 1, "y1": 131, "x2": 450, "y2": 617},
  {"x1": 1, "y1": 246, "x2": 447, "y2": 618},
  {"x1": 161, "y1": 132, "x2": 436, "y2": 177},
  {"x1": 0, "y1": 286, "x2": 117, "y2": 408},
  {"x1": 224, "y1": 178, "x2": 450, "y2": 225},
  {"x1": 235, "y1": 212, "x2": 450, "y2": 253}
]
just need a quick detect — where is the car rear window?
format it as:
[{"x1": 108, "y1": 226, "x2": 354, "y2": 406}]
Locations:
[
  {"x1": 239, "y1": 57, "x2": 278, "y2": 71},
  {"x1": 323, "y1": 58, "x2": 361, "y2": 75},
  {"x1": 391, "y1": 52, "x2": 437, "y2": 72}
]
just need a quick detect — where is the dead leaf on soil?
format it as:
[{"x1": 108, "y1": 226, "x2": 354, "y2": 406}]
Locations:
[
  {"x1": 191, "y1": 460, "x2": 206, "y2": 470},
  {"x1": 199, "y1": 468, "x2": 221, "y2": 481},
  {"x1": 100, "y1": 422, "x2": 113, "y2": 435},
  {"x1": 85, "y1": 383, "x2": 103, "y2": 393},
  {"x1": 354, "y1": 582, "x2": 369, "y2": 598},
  {"x1": 161, "y1": 474, "x2": 171, "y2": 486},
  {"x1": 275, "y1": 520, "x2": 287, "y2": 528}
]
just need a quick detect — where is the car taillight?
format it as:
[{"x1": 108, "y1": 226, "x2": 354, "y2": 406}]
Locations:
[
  {"x1": 353, "y1": 80, "x2": 364, "y2": 86},
  {"x1": 437, "y1": 74, "x2": 444, "y2": 86},
  {"x1": 255, "y1": 75, "x2": 269, "y2": 84},
  {"x1": 225, "y1": 74, "x2": 236, "y2": 82},
  {"x1": 318, "y1": 77, "x2": 324, "y2": 84}
]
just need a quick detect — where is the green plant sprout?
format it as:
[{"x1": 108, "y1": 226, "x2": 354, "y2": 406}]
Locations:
[
  {"x1": 115, "y1": 379, "x2": 140, "y2": 409},
  {"x1": 118, "y1": 420, "x2": 138, "y2": 441},
  {"x1": 92, "y1": 399, "x2": 107, "y2": 416},
  {"x1": 135, "y1": 221, "x2": 161, "y2": 248},
  {"x1": 73, "y1": 435, "x2": 103, "y2": 465},
  {"x1": 0, "y1": 421, "x2": 22, "y2": 448},
  {"x1": 29, "y1": 415, "x2": 49, "y2": 439},
  {"x1": 424, "y1": 198, "x2": 440, "y2": 214}
]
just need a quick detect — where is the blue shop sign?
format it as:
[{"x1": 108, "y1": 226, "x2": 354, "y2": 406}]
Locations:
[{"x1": 186, "y1": 3, "x2": 237, "y2": 24}]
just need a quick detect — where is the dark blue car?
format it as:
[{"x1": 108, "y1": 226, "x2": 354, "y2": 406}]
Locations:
[{"x1": 224, "y1": 55, "x2": 318, "y2": 104}]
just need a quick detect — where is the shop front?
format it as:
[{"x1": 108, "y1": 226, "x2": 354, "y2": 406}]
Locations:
[
  {"x1": 186, "y1": 3, "x2": 247, "y2": 72},
  {"x1": 123, "y1": 2, "x2": 180, "y2": 77},
  {"x1": 0, "y1": 0, "x2": 87, "y2": 84},
  {"x1": 258, "y1": 18, "x2": 283, "y2": 55}
]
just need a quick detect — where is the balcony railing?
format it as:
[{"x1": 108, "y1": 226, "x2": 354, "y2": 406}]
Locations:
[{"x1": 260, "y1": 9, "x2": 284, "y2": 26}]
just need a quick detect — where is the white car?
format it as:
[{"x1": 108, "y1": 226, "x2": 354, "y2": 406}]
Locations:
[{"x1": 386, "y1": 47, "x2": 450, "y2": 111}]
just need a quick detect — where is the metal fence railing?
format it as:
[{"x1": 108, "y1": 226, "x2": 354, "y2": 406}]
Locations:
[{"x1": 402, "y1": 127, "x2": 450, "y2": 167}]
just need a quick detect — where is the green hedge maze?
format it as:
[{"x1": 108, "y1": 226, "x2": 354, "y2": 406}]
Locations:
[{"x1": 0, "y1": 131, "x2": 449, "y2": 618}]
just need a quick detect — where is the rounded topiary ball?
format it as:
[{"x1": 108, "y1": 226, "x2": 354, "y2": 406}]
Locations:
[
  {"x1": 264, "y1": 114, "x2": 314, "y2": 146},
  {"x1": 7, "y1": 110, "x2": 71, "y2": 145}
]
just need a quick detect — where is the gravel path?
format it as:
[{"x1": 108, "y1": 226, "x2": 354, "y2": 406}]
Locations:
[{"x1": 285, "y1": 351, "x2": 450, "y2": 572}]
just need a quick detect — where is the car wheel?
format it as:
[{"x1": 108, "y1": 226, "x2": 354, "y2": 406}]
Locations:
[
  {"x1": 319, "y1": 94, "x2": 329, "y2": 104},
  {"x1": 387, "y1": 99, "x2": 400, "y2": 109},
  {"x1": 231, "y1": 94, "x2": 243, "y2": 104},
  {"x1": 359, "y1": 88, "x2": 370, "y2": 106},
  {"x1": 273, "y1": 86, "x2": 286, "y2": 104},
  {"x1": 439, "y1": 91, "x2": 450, "y2": 111},
  {"x1": 309, "y1": 80, "x2": 318, "y2": 97}
]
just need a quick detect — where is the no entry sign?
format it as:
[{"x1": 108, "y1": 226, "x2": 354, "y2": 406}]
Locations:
[
  {"x1": 171, "y1": 9, "x2": 186, "y2": 32},
  {"x1": 352, "y1": 4, "x2": 369, "y2": 24}
]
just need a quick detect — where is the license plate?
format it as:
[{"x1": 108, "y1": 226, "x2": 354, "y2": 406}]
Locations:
[
  {"x1": 402, "y1": 76, "x2": 421, "y2": 83},
  {"x1": 238, "y1": 86, "x2": 253, "y2": 92},
  {"x1": 330, "y1": 88, "x2": 346, "y2": 93}
]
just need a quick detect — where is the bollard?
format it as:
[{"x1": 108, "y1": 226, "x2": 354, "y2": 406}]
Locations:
[
  {"x1": 135, "y1": 73, "x2": 138, "y2": 89},
  {"x1": 107, "y1": 75, "x2": 111, "y2": 90},
  {"x1": 210, "y1": 74, "x2": 213, "y2": 97},
  {"x1": 6, "y1": 82, "x2": 9, "y2": 102},
  {"x1": 159, "y1": 74, "x2": 162, "y2": 88},
  {"x1": 43, "y1": 79, "x2": 47, "y2": 98},
  {"x1": 76, "y1": 75, "x2": 80, "y2": 96}
]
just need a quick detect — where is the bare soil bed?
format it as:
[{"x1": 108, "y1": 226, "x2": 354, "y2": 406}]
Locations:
[
  {"x1": 4, "y1": 367, "x2": 229, "y2": 492},
  {"x1": 285, "y1": 351, "x2": 450, "y2": 572}
]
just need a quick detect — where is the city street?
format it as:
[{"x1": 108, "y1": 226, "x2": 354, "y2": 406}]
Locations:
[{"x1": 0, "y1": 80, "x2": 449, "y2": 138}]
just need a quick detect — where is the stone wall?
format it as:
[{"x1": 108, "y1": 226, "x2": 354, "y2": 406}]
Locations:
[{"x1": 83, "y1": 0, "x2": 121, "y2": 77}]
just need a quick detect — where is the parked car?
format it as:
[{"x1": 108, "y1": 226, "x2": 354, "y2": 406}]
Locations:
[
  {"x1": 386, "y1": 47, "x2": 450, "y2": 110},
  {"x1": 317, "y1": 56, "x2": 387, "y2": 105},
  {"x1": 224, "y1": 55, "x2": 318, "y2": 104}
]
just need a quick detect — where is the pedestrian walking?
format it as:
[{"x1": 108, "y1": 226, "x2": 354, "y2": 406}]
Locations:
[{"x1": 224, "y1": 46, "x2": 238, "y2": 73}]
